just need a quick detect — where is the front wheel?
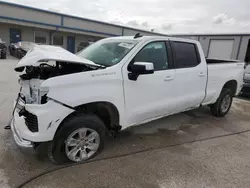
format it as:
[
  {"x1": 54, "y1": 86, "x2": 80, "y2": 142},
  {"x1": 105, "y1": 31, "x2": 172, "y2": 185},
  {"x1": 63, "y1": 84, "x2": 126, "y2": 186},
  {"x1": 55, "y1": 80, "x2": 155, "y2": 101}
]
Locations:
[
  {"x1": 48, "y1": 114, "x2": 106, "y2": 164},
  {"x1": 210, "y1": 88, "x2": 233, "y2": 117}
]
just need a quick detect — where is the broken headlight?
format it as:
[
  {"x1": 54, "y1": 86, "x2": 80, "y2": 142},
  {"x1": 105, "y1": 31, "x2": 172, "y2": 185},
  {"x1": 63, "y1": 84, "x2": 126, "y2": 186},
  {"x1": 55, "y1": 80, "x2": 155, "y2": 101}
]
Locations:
[{"x1": 38, "y1": 87, "x2": 49, "y2": 104}]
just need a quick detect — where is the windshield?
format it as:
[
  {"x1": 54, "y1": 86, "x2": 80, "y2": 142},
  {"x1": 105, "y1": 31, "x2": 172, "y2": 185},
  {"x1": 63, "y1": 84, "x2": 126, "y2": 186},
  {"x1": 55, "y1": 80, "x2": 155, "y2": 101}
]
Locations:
[{"x1": 77, "y1": 39, "x2": 138, "y2": 67}]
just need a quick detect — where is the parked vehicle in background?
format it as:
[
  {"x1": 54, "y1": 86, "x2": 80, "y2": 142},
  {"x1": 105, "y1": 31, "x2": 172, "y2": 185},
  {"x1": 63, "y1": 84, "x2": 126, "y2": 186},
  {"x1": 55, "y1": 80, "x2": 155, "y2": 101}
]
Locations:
[
  {"x1": 241, "y1": 63, "x2": 250, "y2": 96},
  {"x1": 0, "y1": 38, "x2": 7, "y2": 59},
  {"x1": 9, "y1": 41, "x2": 36, "y2": 59},
  {"x1": 9, "y1": 43, "x2": 20, "y2": 57},
  {"x1": 11, "y1": 35, "x2": 244, "y2": 164}
]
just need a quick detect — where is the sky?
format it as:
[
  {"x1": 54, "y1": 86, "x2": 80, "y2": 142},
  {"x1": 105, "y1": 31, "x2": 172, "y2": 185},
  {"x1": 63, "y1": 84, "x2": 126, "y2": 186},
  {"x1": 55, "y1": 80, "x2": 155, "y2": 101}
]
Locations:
[{"x1": 3, "y1": 0, "x2": 250, "y2": 34}]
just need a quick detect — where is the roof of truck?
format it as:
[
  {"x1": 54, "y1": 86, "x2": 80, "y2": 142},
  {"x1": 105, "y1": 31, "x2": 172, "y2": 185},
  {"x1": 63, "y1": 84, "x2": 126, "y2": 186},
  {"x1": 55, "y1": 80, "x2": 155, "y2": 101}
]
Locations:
[{"x1": 106, "y1": 36, "x2": 199, "y2": 44}]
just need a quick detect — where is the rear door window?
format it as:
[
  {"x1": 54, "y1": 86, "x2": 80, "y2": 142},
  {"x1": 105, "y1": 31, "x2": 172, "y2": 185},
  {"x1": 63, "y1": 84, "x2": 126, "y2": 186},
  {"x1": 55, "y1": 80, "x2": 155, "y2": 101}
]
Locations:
[{"x1": 172, "y1": 41, "x2": 200, "y2": 68}]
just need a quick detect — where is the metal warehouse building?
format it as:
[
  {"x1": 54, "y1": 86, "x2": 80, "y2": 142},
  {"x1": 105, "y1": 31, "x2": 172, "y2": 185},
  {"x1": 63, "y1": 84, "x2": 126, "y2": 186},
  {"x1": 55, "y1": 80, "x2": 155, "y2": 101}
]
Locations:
[
  {"x1": 0, "y1": 1, "x2": 250, "y2": 62},
  {"x1": 0, "y1": 1, "x2": 164, "y2": 53}
]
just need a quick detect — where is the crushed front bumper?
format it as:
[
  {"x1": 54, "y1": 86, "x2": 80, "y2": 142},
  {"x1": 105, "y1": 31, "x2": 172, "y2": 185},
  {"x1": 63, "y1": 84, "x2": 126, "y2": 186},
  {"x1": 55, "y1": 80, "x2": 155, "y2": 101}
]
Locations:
[
  {"x1": 10, "y1": 97, "x2": 74, "y2": 155},
  {"x1": 11, "y1": 96, "x2": 74, "y2": 144},
  {"x1": 11, "y1": 116, "x2": 35, "y2": 154}
]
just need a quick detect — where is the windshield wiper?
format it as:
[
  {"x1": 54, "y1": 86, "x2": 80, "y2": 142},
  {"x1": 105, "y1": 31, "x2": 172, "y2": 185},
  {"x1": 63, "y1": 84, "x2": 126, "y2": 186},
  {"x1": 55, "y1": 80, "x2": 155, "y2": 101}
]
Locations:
[
  {"x1": 95, "y1": 65, "x2": 106, "y2": 69},
  {"x1": 94, "y1": 63, "x2": 110, "y2": 68}
]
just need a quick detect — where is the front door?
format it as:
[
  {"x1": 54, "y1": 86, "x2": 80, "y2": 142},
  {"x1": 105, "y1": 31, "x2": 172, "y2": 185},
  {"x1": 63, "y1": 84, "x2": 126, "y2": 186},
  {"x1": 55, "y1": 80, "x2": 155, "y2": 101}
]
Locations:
[
  {"x1": 123, "y1": 41, "x2": 176, "y2": 127},
  {"x1": 67, "y1": 36, "x2": 75, "y2": 53},
  {"x1": 10, "y1": 28, "x2": 21, "y2": 43}
]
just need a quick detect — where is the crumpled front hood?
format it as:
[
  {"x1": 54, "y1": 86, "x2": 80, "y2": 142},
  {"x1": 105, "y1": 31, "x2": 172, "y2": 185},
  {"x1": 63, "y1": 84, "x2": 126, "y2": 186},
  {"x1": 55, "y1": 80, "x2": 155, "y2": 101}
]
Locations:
[{"x1": 15, "y1": 45, "x2": 100, "y2": 69}]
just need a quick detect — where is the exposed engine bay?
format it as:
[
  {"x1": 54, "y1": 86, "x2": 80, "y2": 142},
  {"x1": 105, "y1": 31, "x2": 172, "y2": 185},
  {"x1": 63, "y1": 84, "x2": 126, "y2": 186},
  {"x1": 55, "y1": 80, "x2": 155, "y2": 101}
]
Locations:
[
  {"x1": 13, "y1": 44, "x2": 105, "y2": 105},
  {"x1": 17, "y1": 61, "x2": 97, "y2": 80},
  {"x1": 16, "y1": 61, "x2": 100, "y2": 104}
]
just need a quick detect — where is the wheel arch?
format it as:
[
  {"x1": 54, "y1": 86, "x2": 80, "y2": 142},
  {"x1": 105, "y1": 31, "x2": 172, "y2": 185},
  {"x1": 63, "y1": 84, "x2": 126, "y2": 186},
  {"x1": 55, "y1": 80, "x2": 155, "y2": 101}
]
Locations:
[
  {"x1": 221, "y1": 80, "x2": 237, "y2": 96},
  {"x1": 54, "y1": 101, "x2": 121, "y2": 137}
]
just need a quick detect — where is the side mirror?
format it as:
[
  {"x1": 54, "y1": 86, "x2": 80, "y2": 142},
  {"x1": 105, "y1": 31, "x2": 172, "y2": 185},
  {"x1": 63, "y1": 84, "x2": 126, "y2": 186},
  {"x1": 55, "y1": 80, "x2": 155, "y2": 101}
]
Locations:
[
  {"x1": 128, "y1": 62, "x2": 154, "y2": 81},
  {"x1": 130, "y1": 62, "x2": 154, "y2": 74}
]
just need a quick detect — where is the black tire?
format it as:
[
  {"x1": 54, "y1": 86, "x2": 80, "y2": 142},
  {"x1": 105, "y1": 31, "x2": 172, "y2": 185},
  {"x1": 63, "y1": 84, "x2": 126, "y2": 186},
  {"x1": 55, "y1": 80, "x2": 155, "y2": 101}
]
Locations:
[
  {"x1": 210, "y1": 88, "x2": 233, "y2": 117},
  {"x1": 48, "y1": 114, "x2": 106, "y2": 164}
]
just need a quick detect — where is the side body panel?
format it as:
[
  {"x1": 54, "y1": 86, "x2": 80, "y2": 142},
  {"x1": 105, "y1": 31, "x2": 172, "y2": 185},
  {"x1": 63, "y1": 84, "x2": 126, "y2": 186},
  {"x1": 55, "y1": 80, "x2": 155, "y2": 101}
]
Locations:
[
  {"x1": 42, "y1": 66, "x2": 126, "y2": 126},
  {"x1": 202, "y1": 62, "x2": 244, "y2": 105},
  {"x1": 169, "y1": 39, "x2": 207, "y2": 111},
  {"x1": 123, "y1": 69, "x2": 176, "y2": 127},
  {"x1": 121, "y1": 39, "x2": 178, "y2": 128},
  {"x1": 121, "y1": 38, "x2": 208, "y2": 128}
]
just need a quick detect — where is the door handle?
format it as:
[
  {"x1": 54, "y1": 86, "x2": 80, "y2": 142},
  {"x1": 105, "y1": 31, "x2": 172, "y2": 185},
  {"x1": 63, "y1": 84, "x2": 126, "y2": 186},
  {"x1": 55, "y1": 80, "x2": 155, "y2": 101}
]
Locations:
[
  {"x1": 164, "y1": 76, "x2": 174, "y2": 81},
  {"x1": 198, "y1": 72, "x2": 205, "y2": 77}
]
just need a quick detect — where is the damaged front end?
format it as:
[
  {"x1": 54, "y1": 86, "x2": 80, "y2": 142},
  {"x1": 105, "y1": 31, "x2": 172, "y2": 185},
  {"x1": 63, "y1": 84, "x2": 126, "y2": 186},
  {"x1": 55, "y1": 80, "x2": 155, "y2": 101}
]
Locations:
[
  {"x1": 15, "y1": 44, "x2": 102, "y2": 105},
  {"x1": 11, "y1": 45, "x2": 103, "y2": 150},
  {"x1": 17, "y1": 61, "x2": 95, "y2": 104}
]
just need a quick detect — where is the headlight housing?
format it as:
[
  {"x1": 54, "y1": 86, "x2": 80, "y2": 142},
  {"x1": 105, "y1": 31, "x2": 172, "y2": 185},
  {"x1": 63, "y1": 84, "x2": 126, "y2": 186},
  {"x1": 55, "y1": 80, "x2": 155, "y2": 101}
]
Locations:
[{"x1": 38, "y1": 87, "x2": 49, "y2": 104}]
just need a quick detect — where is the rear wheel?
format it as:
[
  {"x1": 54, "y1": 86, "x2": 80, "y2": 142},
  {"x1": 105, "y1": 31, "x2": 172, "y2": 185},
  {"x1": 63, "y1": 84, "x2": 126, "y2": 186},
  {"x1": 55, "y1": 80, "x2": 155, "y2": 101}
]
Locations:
[
  {"x1": 210, "y1": 88, "x2": 233, "y2": 117},
  {"x1": 48, "y1": 114, "x2": 106, "y2": 164}
]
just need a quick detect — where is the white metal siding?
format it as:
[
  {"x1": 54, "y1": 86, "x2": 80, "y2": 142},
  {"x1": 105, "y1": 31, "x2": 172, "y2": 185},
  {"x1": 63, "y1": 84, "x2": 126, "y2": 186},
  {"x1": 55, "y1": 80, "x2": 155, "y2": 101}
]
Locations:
[
  {"x1": 0, "y1": 24, "x2": 9, "y2": 45},
  {"x1": 176, "y1": 36, "x2": 199, "y2": 40},
  {"x1": 173, "y1": 35, "x2": 243, "y2": 59},
  {"x1": 0, "y1": 4, "x2": 61, "y2": 25},
  {"x1": 0, "y1": 23, "x2": 52, "y2": 45},
  {"x1": 184, "y1": 36, "x2": 241, "y2": 59},
  {"x1": 123, "y1": 28, "x2": 155, "y2": 36},
  {"x1": 208, "y1": 39, "x2": 234, "y2": 59},
  {"x1": 63, "y1": 17, "x2": 122, "y2": 36},
  {"x1": 57, "y1": 27, "x2": 108, "y2": 38},
  {"x1": 0, "y1": 23, "x2": 35, "y2": 45},
  {"x1": 34, "y1": 30, "x2": 50, "y2": 44},
  {"x1": 0, "y1": 2, "x2": 166, "y2": 40},
  {"x1": 238, "y1": 36, "x2": 250, "y2": 61},
  {"x1": 0, "y1": 17, "x2": 56, "y2": 31},
  {"x1": 51, "y1": 32, "x2": 68, "y2": 49},
  {"x1": 75, "y1": 35, "x2": 101, "y2": 52},
  {"x1": 21, "y1": 27, "x2": 34, "y2": 42}
]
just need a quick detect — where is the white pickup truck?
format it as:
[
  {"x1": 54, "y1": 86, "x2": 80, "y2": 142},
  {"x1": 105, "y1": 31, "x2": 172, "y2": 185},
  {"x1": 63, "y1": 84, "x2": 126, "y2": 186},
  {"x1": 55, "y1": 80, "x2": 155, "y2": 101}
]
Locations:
[{"x1": 11, "y1": 35, "x2": 244, "y2": 164}]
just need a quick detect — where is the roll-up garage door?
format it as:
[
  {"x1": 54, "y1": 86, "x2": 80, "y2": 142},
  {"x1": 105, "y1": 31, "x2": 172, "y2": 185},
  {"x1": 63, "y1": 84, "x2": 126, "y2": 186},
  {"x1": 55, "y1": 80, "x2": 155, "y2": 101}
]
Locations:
[{"x1": 208, "y1": 39, "x2": 234, "y2": 59}]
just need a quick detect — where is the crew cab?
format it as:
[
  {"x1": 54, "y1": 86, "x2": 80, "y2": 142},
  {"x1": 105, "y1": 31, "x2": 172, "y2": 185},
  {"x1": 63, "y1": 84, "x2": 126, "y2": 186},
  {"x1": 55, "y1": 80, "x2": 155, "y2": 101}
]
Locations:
[{"x1": 11, "y1": 36, "x2": 244, "y2": 164}]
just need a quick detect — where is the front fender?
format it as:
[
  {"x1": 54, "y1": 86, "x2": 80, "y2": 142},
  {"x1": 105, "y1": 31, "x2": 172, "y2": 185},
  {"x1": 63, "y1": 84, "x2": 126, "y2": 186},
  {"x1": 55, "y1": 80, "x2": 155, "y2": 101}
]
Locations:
[{"x1": 42, "y1": 70, "x2": 126, "y2": 126}]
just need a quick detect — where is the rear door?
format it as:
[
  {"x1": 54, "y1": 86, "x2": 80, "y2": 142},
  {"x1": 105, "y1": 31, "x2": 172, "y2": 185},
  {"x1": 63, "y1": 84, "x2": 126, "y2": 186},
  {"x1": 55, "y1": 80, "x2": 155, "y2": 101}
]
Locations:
[{"x1": 170, "y1": 40, "x2": 207, "y2": 112}]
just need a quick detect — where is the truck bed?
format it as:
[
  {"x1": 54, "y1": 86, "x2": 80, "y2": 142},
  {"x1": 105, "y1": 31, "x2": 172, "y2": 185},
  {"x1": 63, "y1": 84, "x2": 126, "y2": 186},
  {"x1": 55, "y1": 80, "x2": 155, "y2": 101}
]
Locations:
[
  {"x1": 206, "y1": 58, "x2": 239, "y2": 64},
  {"x1": 202, "y1": 61, "x2": 245, "y2": 105}
]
